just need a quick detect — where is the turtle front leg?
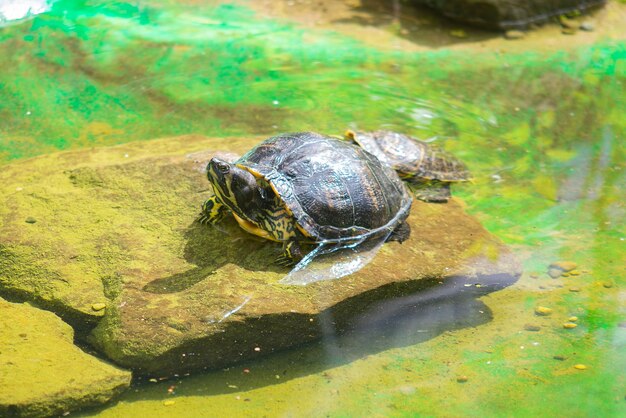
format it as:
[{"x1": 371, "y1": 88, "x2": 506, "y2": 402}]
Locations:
[
  {"x1": 275, "y1": 240, "x2": 303, "y2": 267},
  {"x1": 199, "y1": 196, "x2": 228, "y2": 225}
]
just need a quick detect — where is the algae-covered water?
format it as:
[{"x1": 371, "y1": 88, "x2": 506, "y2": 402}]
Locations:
[{"x1": 1, "y1": 0, "x2": 625, "y2": 416}]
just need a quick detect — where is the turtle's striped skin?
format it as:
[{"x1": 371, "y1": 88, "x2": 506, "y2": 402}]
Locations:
[
  {"x1": 201, "y1": 132, "x2": 412, "y2": 265},
  {"x1": 346, "y1": 130, "x2": 470, "y2": 202}
]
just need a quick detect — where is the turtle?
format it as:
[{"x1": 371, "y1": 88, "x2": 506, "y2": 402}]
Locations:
[
  {"x1": 199, "y1": 132, "x2": 413, "y2": 266},
  {"x1": 345, "y1": 130, "x2": 470, "y2": 202}
]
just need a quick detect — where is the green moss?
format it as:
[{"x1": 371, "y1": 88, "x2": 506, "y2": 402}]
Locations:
[{"x1": 0, "y1": 298, "x2": 131, "y2": 417}]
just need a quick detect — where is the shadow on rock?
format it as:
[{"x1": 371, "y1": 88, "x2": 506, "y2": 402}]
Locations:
[
  {"x1": 130, "y1": 268, "x2": 516, "y2": 397},
  {"x1": 142, "y1": 219, "x2": 286, "y2": 294}
]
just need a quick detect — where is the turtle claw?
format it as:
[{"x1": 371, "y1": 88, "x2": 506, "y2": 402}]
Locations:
[
  {"x1": 275, "y1": 254, "x2": 295, "y2": 268},
  {"x1": 199, "y1": 196, "x2": 227, "y2": 225},
  {"x1": 198, "y1": 213, "x2": 223, "y2": 225},
  {"x1": 275, "y1": 240, "x2": 303, "y2": 268}
]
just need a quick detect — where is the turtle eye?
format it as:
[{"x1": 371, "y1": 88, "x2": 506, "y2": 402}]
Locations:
[{"x1": 216, "y1": 162, "x2": 230, "y2": 174}]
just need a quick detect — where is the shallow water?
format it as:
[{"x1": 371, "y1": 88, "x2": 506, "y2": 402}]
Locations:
[{"x1": 1, "y1": 0, "x2": 625, "y2": 416}]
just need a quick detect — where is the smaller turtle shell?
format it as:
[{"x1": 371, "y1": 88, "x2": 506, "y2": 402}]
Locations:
[{"x1": 349, "y1": 130, "x2": 470, "y2": 182}]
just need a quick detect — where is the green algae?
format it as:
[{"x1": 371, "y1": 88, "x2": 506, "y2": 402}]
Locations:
[
  {"x1": 0, "y1": 298, "x2": 131, "y2": 417},
  {"x1": 1, "y1": 0, "x2": 625, "y2": 417}
]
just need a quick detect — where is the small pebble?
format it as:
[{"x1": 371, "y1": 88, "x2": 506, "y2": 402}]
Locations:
[
  {"x1": 568, "y1": 316, "x2": 578, "y2": 322},
  {"x1": 548, "y1": 268, "x2": 562, "y2": 279},
  {"x1": 573, "y1": 364, "x2": 587, "y2": 370},
  {"x1": 504, "y1": 30, "x2": 525, "y2": 40},
  {"x1": 254, "y1": 347, "x2": 261, "y2": 352},
  {"x1": 524, "y1": 324, "x2": 541, "y2": 332},
  {"x1": 569, "y1": 270, "x2": 581, "y2": 276},
  {"x1": 149, "y1": 378, "x2": 158, "y2": 383},
  {"x1": 562, "y1": 27, "x2": 578, "y2": 35},
  {"x1": 617, "y1": 321, "x2": 626, "y2": 328},
  {"x1": 530, "y1": 273, "x2": 539, "y2": 279},
  {"x1": 553, "y1": 355, "x2": 567, "y2": 361},
  {"x1": 550, "y1": 261, "x2": 577, "y2": 272},
  {"x1": 602, "y1": 282, "x2": 613, "y2": 288},
  {"x1": 579, "y1": 21, "x2": 595, "y2": 31},
  {"x1": 563, "y1": 323, "x2": 578, "y2": 329},
  {"x1": 450, "y1": 29, "x2": 467, "y2": 38},
  {"x1": 569, "y1": 287, "x2": 581, "y2": 292},
  {"x1": 163, "y1": 400, "x2": 175, "y2": 406},
  {"x1": 25, "y1": 217, "x2": 37, "y2": 224},
  {"x1": 91, "y1": 303, "x2": 106, "y2": 311},
  {"x1": 456, "y1": 375, "x2": 468, "y2": 383},
  {"x1": 535, "y1": 306, "x2": 553, "y2": 316}
]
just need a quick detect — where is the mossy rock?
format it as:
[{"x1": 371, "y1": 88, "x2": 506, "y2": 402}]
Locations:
[
  {"x1": 0, "y1": 135, "x2": 521, "y2": 375},
  {"x1": 0, "y1": 298, "x2": 131, "y2": 417}
]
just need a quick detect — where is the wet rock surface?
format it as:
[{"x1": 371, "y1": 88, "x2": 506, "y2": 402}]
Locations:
[
  {"x1": 0, "y1": 298, "x2": 130, "y2": 417},
  {"x1": 0, "y1": 135, "x2": 521, "y2": 376},
  {"x1": 413, "y1": 0, "x2": 606, "y2": 29}
]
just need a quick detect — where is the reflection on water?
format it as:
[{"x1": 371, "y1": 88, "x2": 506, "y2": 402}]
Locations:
[
  {"x1": 0, "y1": 0, "x2": 55, "y2": 25},
  {"x1": 0, "y1": 0, "x2": 625, "y2": 417}
]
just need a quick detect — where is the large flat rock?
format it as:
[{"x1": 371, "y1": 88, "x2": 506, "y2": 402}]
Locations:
[
  {"x1": 0, "y1": 135, "x2": 521, "y2": 375},
  {"x1": 0, "y1": 298, "x2": 131, "y2": 417}
]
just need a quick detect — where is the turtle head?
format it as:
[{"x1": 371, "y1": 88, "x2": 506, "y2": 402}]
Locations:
[{"x1": 206, "y1": 158, "x2": 266, "y2": 222}]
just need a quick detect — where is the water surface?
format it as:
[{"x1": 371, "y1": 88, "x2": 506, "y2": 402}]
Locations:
[{"x1": 0, "y1": 0, "x2": 624, "y2": 416}]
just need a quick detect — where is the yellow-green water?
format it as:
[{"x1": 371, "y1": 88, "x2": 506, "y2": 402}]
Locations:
[{"x1": 1, "y1": 0, "x2": 624, "y2": 416}]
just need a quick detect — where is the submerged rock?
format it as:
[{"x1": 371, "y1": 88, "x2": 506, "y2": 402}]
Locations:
[
  {"x1": 549, "y1": 261, "x2": 577, "y2": 272},
  {"x1": 0, "y1": 135, "x2": 521, "y2": 375},
  {"x1": 0, "y1": 298, "x2": 130, "y2": 417},
  {"x1": 412, "y1": 0, "x2": 606, "y2": 30},
  {"x1": 504, "y1": 30, "x2": 526, "y2": 39}
]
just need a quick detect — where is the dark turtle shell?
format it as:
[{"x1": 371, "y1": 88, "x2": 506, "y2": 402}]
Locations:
[
  {"x1": 236, "y1": 132, "x2": 412, "y2": 241},
  {"x1": 348, "y1": 130, "x2": 471, "y2": 183}
]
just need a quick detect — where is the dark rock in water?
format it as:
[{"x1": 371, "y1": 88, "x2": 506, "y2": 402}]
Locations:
[
  {"x1": 0, "y1": 298, "x2": 131, "y2": 417},
  {"x1": 412, "y1": 0, "x2": 606, "y2": 30},
  {"x1": 0, "y1": 135, "x2": 521, "y2": 376}
]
